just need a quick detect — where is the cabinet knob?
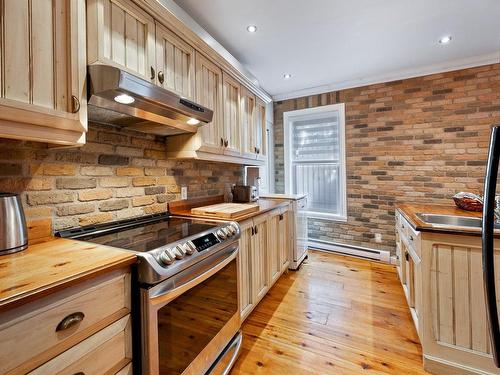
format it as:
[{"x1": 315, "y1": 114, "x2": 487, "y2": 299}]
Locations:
[
  {"x1": 71, "y1": 95, "x2": 80, "y2": 113},
  {"x1": 158, "y1": 71, "x2": 164, "y2": 84},
  {"x1": 150, "y1": 66, "x2": 155, "y2": 80},
  {"x1": 56, "y1": 312, "x2": 85, "y2": 332},
  {"x1": 409, "y1": 235, "x2": 414, "y2": 241}
]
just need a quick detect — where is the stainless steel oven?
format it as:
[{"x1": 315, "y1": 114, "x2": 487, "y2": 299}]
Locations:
[
  {"x1": 56, "y1": 214, "x2": 243, "y2": 375},
  {"x1": 141, "y1": 244, "x2": 241, "y2": 374}
]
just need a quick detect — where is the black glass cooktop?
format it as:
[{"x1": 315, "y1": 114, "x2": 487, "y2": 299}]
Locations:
[{"x1": 56, "y1": 213, "x2": 218, "y2": 253}]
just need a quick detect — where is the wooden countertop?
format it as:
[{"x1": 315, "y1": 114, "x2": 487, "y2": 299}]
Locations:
[
  {"x1": 0, "y1": 238, "x2": 136, "y2": 312},
  {"x1": 169, "y1": 195, "x2": 289, "y2": 222},
  {"x1": 397, "y1": 203, "x2": 496, "y2": 237}
]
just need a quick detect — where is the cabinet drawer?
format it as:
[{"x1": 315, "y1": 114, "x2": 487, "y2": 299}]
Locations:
[
  {"x1": 29, "y1": 314, "x2": 132, "y2": 375},
  {"x1": 0, "y1": 270, "x2": 130, "y2": 375}
]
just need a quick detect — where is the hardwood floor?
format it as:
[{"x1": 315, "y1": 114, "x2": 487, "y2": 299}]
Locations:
[{"x1": 230, "y1": 250, "x2": 430, "y2": 374}]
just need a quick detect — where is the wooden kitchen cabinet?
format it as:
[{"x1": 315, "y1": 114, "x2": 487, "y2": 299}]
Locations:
[
  {"x1": 240, "y1": 86, "x2": 257, "y2": 160},
  {"x1": 268, "y1": 210, "x2": 282, "y2": 285},
  {"x1": 237, "y1": 219, "x2": 254, "y2": 321},
  {"x1": 222, "y1": 72, "x2": 242, "y2": 157},
  {"x1": 395, "y1": 209, "x2": 500, "y2": 375},
  {"x1": 254, "y1": 97, "x2": 268, "y2": 162},
  {"x1": 0, "y1": 0, "x2": 87, "y2": 146},
  {"x1": 238, "y1": 206, "x2": 291, "y2": 321},
  {"x1": 87, "y1": 0, "x2": 156, "y2": 82},
  {"x1": 252, "y1": 213, "x2": 270, "y2": 303},
  {"x1": 0, "y1": 269, "x2": 132, "y2": 375},
  {"x1": 155, "y1": 21, "x2": 196, "y2": 99},
  {"x1": 279, "y1": 208, "x2": 291, "y2": 272},
  {"x1": 195, "y1": 52, "x2": 224, "y2": 154}
]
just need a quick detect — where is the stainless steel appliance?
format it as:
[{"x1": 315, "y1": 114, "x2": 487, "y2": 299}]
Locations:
[
  {"x1": 57, "y1": 213, "x2": 242, "y2": 375},
  {"x1": 0, "y1": 193, "x2": 28, "y2": 255},
  {"x1": 482, "y1": 124, "x2": 500, "y2": 368},
  {"x1": 87, "y1": 65, "x2": 213, "y2": 136},
  {"x1": 232, "y1": 185, "x2": 258, "y2": 203}
]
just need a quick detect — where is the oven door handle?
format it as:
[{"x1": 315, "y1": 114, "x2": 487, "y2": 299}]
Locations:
[
  {"x1": 148, "y1": 245, "x2": 239, "y2": 304},
  {"x1": 206, "y1": 331, "x2": 243, "y2": 375}
]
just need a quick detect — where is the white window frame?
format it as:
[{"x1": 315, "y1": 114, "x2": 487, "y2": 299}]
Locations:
[{"x1": 284, "y1": 103, "x2": 347, "y2": 222}]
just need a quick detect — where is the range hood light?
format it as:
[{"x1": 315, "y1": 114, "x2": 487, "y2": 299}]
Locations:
[
  {"x1": 114, "y1": 94, "x2": 135, "y2": 104},
  {"x1": 187, "y1": 118, "x2": 200, "y2": 125}
]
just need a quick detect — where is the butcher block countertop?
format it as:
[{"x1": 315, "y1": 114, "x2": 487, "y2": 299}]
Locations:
[
  {"x1": 397, "y1": 203, "x2": 500, "y2": 237},
  {"x1": 0, "y1": 238, "x2": 136, "y2": 312},
  {"x1": 170, "y1": 195, "x2": 289, "y2": 222}
]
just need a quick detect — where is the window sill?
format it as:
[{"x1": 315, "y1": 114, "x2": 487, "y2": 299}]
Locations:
[{"x1": 306, "y1": 211, "x2": 347, "y2": 222}]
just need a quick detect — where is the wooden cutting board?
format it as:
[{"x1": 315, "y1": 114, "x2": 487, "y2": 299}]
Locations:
[{"x1": 191, "y1": 203, "x2": 260, "y2": 218}]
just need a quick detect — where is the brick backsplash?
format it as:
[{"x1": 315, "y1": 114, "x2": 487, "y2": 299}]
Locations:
[
  {"x1": 0, "y1": 123, "x2": 243, "y2": 235},
  {"x1": 274, "y1": 63, "x2": 500, "y2": 253}
]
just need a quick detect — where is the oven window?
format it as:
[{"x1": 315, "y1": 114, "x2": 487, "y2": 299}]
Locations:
[{"x1": 157, "y1": 259, "x2": 238, "y2": 374}]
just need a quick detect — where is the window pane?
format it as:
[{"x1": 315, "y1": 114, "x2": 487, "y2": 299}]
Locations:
[
  {"x1": 294, "y1": 163, "x2": 340, "y2": 215},
  {"x1": 291, "y1": 115, "x2": 339, "y2": 161}
]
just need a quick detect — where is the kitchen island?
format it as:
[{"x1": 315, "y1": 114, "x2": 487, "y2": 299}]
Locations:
[{"x1": 396, "y1": 204, "x2": 500, "y2": 375}]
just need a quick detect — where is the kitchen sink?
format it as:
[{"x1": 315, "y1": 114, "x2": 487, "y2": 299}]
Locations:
[{"x1": 416, "y1": 213, "x2": 500, "y2": 229}]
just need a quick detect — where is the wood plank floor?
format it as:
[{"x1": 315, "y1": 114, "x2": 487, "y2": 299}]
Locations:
[{"x1": 230, "y1": 250, "x2": 430, "y2": 374}]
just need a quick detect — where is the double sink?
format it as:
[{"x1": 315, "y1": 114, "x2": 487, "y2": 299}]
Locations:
[{"x1": 416, "y1": 213, "x2": 500, "y2": 229}]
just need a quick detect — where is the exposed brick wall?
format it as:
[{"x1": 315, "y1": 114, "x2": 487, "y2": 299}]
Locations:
[
  {"x1": 0, "y1": 123, "x2": 243, "y2": 233},
  {"x1": 274, "y1": 63, "x2": 500, "y2": 253}
]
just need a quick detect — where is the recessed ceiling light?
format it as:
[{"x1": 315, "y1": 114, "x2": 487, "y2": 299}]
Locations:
[
  {"x1": 246, "y1": 25, "x2": 257, "y2": 33},
  {"x1": 438, "y1": 35, "x2": 452, "y2": 44},
  {"x1": 187, "y1": 118, "x2": 200, "y2": 125},
  {"x1": 114, "y1": 94, "x2": 135, "y2": 104},
  {"x1": 283, "y1": 73, "x2": 292, "y2": 79}
]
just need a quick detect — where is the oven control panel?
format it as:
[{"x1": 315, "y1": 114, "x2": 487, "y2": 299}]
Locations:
[{"x1": 158, "y1": 222, "x2": 239, "y2": 267}]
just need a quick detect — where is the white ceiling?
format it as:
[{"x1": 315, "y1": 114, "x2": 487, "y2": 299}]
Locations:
[{"x1": 173, "y1": 0, "x2": 500, "y2": 99}]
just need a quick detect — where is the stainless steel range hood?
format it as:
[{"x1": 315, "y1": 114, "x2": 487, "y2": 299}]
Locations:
[{"x1": 87, "y1": 65, "x2": 213, "y2": 136}]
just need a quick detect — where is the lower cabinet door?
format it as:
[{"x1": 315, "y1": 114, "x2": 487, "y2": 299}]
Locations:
[
  {"x1": 251, "y1": 215, "x2": 269, "y2": 303},
  {"x1": 279, "y1": 209, "x2": 290, "y2": 271},
  {"x1": 28, "y1": 315, "x2": 132, "y2": 375},
  {"x1": 268, "y1": 210, "x2": 281, "y2": 285},
  {"x1": 238, "y1": 220, "x2": 254, "y2": 320}
]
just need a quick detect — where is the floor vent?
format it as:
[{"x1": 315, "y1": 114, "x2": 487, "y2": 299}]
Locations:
[{"x1": 308, "y1": 240, "x2": 391, "y2": 263}]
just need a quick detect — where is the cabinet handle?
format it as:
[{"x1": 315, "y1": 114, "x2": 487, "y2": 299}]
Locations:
[
  {"x1": 279, "y1": 214, "x2": 284, "y2": 221},
  {"x1": 257, "y1": 147, "x2": 260, "y2": 154},
  {"x1": 150, "y1": 66, "x2": 155, "y2": 80},
  {"x1": 224, "y1": 139, "x2": 229, "y2": 147},
  {"x1": 409, "y1": 235, "x2": 414, "y2": 241},
  {"x1": 254, "y1": 146, "x2": 257, "y2": 153},
  {"x1": 73, "y1": 373, "x2": 85, "y2": 375},
  {"x1": 251, "y1": 226, "x2": 254, "y2": 236},
  {"x1": 220, "y1": 137, "x2": 224, "y2": 147},
  {"x1": 405, "y1": 252, "x2": 409, "y2": 262},
  {"x1": 56, "y1": 312, "x2": 85, "y2": 332},
  {"x1": 71, "y1": 95, "x2": 80, "y2": 113},
  {"x1": 158, "y1": 70, "x2": 164, "y2": 84},
  {"x1": 254, "y1": 226, "x2": 258, "y2": 234}
]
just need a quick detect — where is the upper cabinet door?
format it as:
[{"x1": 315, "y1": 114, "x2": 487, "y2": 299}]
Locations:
[
  {"x1": 255, "y1": 97, "x2": 267, "y2": 161},
  {"x1": 222, "y1": 72, "x2": 241, "y2": 157},
  {"x1": 195, "y1": 52, "x2": 223, "y2": 154},
  {"x1": 87, "y1": 0, "x2": 155, "y2": 82},
  {"x1": 0, "y1": 0, "x2": 87, "y2": 145},
  {"x1": 155, "y1": 22, "x2": 195, "y2": 99},
  {"x1": 240, "y1": 86, "x2": 256, "y2": 159}
]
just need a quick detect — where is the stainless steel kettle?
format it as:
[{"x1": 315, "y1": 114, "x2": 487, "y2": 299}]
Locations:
[{"x1": 0, "y1": 193, "x2": 28, "y2": 255}]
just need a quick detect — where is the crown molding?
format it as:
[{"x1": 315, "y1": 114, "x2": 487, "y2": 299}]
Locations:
[{"x1": 272, "y1": 52, "x2": 500, "y2": 102}]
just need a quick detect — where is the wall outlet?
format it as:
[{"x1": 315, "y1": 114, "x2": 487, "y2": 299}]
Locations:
[
  {"x1": 181, "y1": 186, "x2": 188, "y2": 200},
  {"x1": 375, "y1": 233, "x2": 383, "y2": 243}
]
